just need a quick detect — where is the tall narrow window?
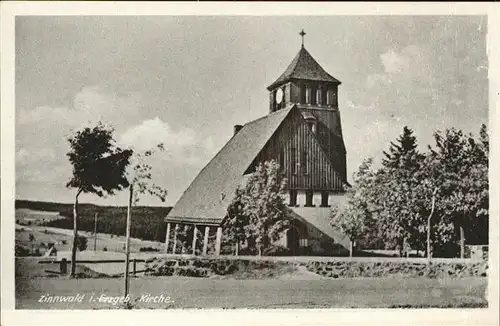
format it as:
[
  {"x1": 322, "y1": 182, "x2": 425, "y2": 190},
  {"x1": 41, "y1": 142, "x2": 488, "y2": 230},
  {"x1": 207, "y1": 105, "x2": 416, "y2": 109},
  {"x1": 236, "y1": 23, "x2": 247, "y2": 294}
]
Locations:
[
  {"x1": 279, "y1": 149, "x2": 284, "y2": 172},
  {"x1": 305, "y1": 87, "x2": 311, "y2": 104},
  {"x1": 291, "y1": 148, "x2": 297, "y2": 174},
  {"x1": 302, "y1": 151, "x2": 308, "y2": 174},
  {"x1": 305, "y1": 191, "x2": 314, "y2": 207},
  {"x1": 300, "y1": 86, "x2": 306, "y2": 104},
  {"x1": 307, "y1": 121, "x2": 316, "y2": 134},
  {"x1": 316, "y1": 89, "x2": 322, "y2": 105},
  {"x1": 326, "y1": 90, "x2": 332, "y2": 105},
  {"x1": 289, "y1": 190, "x2": 297, "y2": 206},
  {"x1": 321, "y1": 191, "x2": 329, "y2": 207}
]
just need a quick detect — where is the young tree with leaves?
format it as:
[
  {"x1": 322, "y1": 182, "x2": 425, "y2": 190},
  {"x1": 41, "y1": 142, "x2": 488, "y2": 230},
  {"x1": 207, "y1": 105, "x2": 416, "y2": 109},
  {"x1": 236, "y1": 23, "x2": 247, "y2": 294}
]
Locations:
[
  {"x1": 223, "y1": 160, "x2": 293, "y2": 256},
  {"x1": 66, "y1": 122, "x2": 132, "y2": 277},
  {"x1": 427, "y1": 124, "x2": 489, "y2": 258},
  {"x1": 123, "y1": 143, "x2": 167, "y2": 297},
  {"x1": 329, "y1": 159, "x2": 375, "y2": 257}
]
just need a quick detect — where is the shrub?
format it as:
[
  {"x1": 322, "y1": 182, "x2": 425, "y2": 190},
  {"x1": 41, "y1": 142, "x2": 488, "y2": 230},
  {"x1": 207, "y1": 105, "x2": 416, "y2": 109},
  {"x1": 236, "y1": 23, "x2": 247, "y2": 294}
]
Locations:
[
  {"x1": 103, "y1": 247, "x2": 108, "y2": 251},
  {"x1": 239, "y1": 246, "x2": 259, "y2": 256},
  {"x1": 262, "y1": 245, "x2": 291, "y2": 256},
  {"x1": 76, "y1": 235, "x2": 88, "y2": 251},
  {"x1": 15, "y1": 245, "x2": 30, "y2": 257},
  {"x1": 61, "y1": 240, "x2": 67, "y2": 245},
  {"x1": 139, "y1": 246, "x2": 160, "y2": 252}
]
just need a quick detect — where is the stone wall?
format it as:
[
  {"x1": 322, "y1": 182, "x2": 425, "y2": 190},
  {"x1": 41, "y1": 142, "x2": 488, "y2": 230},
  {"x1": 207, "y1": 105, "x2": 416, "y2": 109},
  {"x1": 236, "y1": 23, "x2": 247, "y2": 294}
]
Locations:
[{"x1": 145, "y1": 257, "x2": 488, "y2": 279}]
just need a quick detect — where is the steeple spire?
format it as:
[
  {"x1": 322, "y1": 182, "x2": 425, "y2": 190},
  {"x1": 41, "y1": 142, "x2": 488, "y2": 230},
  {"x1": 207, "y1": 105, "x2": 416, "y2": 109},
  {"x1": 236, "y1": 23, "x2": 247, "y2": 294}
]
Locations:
[{"x1": 299, "y1": 29, "x2": 306, "y2": 47}]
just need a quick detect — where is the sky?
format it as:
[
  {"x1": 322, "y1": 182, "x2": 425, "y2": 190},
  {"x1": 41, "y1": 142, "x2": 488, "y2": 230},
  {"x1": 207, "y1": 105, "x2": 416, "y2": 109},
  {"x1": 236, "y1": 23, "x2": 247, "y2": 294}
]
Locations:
[{"x1": 15, "y1": 16, "x2": 489, "y2": 207}]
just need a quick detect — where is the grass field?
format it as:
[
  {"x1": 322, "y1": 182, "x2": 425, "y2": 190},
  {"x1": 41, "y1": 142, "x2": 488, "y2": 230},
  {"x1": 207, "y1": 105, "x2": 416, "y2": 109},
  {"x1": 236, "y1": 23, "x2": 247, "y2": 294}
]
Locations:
[{"x1": 15, "y1": 275, "x2": 487, "y2": 309}]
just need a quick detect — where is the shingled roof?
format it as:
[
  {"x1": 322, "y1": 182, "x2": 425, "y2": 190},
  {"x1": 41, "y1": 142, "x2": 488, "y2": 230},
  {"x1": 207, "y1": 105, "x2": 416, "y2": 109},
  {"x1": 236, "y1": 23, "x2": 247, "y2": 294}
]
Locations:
[
  {"x1": 166, "y1": 105, "x2": 295, "y2": 225},
  {"x1": 267, "y1": 46, "x2": 341, "y2": 91}
]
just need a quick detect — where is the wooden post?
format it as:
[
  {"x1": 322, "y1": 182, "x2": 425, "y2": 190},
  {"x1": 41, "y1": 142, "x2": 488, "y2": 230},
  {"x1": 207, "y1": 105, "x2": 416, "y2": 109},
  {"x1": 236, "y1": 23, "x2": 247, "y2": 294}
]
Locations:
[
  {"x1": 235, "y1": 242, "x2": 239, "y2": 256},
  {"x1": 165, "y1": 223, "x2": 171, "y2": 253},
  {"x1": 124, "y1": 183, "x2": 133, "y2": 297},
  {"x1": 203, "y1": 226, "x2": 209, "y2": 255},
  {"x1": 70, "y1": 189, "x2": 82, "y2": 277},
  {"x1": 60, "y1": 258, "x2": 68, "y2": 274},
  {"x1": 192, "y1": 225, "x2": 198, "y2": 255},
  {"x1": 349, "y1": 240, "x2": 353, "y2": 258},
  {"x1": 215, "y1": 226, "x2": 222, "y2": 256},
  {"x1": 94, "y1": 213, "x2": 98, "y2": 251},
  {"x1": 172, "y1": 224, "x2": 178, "y2": 254},
  {"x1": 133, "y1": 259, "x2": 137, "y2": 276}
]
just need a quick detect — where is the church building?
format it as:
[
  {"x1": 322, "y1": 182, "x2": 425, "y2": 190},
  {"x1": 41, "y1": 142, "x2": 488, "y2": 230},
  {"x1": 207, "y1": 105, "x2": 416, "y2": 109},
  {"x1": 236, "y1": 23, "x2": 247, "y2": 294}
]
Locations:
[{"x1": 165, "y1": 31, "x2": 350, "y2": 256}]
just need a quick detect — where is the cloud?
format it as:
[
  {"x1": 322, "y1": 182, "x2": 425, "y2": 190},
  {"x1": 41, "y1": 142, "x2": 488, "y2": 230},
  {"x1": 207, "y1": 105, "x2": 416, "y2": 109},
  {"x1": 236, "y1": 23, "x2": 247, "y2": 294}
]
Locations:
[
  {"x1": 366, "y1": 74, "x2": 392, "y2": 88},
  {"x1": 119, "y1": 117, "x2": 197, "y2": 154},
  {"x1": 16, "y1": 87, "x2": 219, "y2": 204},
  {"x1": 380, "y1": 49, "x2": 409, "y2": 74}
]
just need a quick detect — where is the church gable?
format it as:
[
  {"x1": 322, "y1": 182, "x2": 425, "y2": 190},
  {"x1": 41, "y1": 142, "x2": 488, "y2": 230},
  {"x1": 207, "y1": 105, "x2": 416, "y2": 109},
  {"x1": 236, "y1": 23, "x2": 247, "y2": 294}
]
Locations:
[
  {"x1": 166, "y1": 105, "x2": 295, "y2": 224},
  {"x1": 247, "y1": 107, "x2": 344, "y2": 191}
]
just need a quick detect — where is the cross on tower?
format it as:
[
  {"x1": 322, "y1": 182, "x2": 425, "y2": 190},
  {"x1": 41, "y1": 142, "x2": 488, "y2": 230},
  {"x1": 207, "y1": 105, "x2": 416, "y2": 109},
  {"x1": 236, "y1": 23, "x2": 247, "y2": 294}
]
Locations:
[{"x1": 299, "y1": 29, "x2": 306, "y2": 47}]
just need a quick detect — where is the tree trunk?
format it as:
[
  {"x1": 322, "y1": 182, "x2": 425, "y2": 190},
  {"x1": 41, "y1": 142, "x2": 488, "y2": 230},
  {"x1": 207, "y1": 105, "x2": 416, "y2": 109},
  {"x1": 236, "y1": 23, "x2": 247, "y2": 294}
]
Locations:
[
  {"x1": 460, "y1": 225, "x2": 465, "y2": 259},
  {"x1": 427, "y1": 187, "x2": 438, "y2": 263},
  {"x1": 235, "y1": 242, "x2": 239, "y2": 256},
  {"x1": 403, "y1": 237, "x2": 408, "y2": 258},
  {"x1": 70, "y1": 189, "x2": 82, "y2": 277},
  {"x1": 93, "y1": 213, "x2": 98, "y2": 251},
  {"x1": 349, "y1": 240, "x2": 353, "y2": 258},
  {"x1": 124, "y1": 183, "x2": 133, "y2": 298}
]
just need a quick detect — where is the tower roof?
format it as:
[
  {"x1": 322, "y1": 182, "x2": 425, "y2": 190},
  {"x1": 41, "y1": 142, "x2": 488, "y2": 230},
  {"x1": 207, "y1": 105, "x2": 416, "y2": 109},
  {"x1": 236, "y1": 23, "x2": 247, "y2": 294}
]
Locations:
[{"x1": 267, "y1": 46, "x2": 341, "y2": 91}]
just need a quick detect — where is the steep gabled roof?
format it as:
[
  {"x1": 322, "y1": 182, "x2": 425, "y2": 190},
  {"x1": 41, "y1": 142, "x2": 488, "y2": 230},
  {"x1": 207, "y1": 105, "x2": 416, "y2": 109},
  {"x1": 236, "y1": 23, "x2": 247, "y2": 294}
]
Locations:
[
  {"x1": 267, "y1": 46, "x2": 341, "y2": 91},
  {"x1": 166, "y1": 105, "x2": 296, "y2": 224}
]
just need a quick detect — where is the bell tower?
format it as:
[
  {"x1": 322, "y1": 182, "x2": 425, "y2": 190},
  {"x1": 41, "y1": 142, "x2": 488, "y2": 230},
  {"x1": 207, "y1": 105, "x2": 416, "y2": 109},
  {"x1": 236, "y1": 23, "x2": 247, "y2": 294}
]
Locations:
[{"x1": 267, "y1": 30, "x2": 347, "y2": 180}]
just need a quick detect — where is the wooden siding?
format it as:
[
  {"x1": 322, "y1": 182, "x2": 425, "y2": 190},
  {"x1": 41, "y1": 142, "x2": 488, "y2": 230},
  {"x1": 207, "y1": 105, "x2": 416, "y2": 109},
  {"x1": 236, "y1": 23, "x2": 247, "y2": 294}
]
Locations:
[{"x1": 246, "y1": 108, "x2": 344, "y2": 191}]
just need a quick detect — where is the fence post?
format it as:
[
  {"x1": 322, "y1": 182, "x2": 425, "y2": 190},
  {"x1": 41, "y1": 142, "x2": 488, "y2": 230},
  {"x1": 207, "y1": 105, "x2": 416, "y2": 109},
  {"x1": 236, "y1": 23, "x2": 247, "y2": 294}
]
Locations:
[
  {"x1": 133, "y1": 259, "x2": 137, "y2": 276},
  {"x1": 60, "y1": 258, "x2": 68, "y2": 275}
]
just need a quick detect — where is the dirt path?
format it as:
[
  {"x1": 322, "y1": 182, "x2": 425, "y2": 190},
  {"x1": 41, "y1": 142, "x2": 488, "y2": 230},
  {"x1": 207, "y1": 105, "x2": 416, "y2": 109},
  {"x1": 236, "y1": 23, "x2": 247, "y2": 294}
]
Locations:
[{"x1": 15, "y1": 276, "x2": 487, "y2": 309}]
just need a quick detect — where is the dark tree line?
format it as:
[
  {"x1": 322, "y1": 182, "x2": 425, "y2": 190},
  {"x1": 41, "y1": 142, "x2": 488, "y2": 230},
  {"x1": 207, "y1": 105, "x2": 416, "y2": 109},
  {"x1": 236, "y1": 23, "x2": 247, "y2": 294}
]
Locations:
[
  {"x1": 330, "y1": 124, "x2": 488, "y2": 258},
  {"x1": 33, "y1": 203, "x2": 172, "y2": 243}
]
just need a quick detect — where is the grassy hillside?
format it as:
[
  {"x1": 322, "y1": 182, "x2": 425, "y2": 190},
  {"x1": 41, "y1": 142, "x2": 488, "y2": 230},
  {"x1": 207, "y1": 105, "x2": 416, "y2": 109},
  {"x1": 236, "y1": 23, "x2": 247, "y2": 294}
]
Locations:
[{"x1": 15, "y1": 200, "x2": 172, "y2": 243}]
